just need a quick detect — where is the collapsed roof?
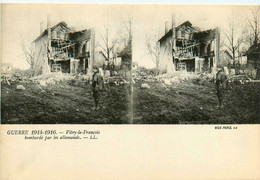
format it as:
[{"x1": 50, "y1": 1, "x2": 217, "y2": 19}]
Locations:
[
  {"x1": 67, "y1": 29, "x2": 91, "y2": 42},
  {"x1": 34, "y1": 21, "x2": 70, "y2": 42},
  {"x1": 158, "y1": 21, "x2": 197, "y2": 42},
  {"x1": 33, "y1": 21, "x2": 91, "y2": 43},
  {"x1": 193, "y1": 29, "x2": 217, "y2": 43},
  {"x1": 158, "y1": 20, "x2": 217, "y2": 43}
]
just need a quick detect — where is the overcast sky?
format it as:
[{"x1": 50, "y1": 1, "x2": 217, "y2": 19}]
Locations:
[{"x1": 1, "y1": 4, "x2": 258, "y2": 69}]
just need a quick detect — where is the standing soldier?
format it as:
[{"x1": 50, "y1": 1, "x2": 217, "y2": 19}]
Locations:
[
  {"x1": 216, "y1": 67, "x2": 228, "y2": 108},
  {"x1": 92, "y1": 67, "x2": 104, "y2": 110}
]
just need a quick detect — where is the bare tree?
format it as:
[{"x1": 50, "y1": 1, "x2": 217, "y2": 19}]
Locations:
[
  {"x1": 99, "y1": 21, "x2": 117, "y2": 73},
  {"x1": 115, "y1": 16, "x2": 132, "y2": 51},
  {"x1": 145, "y1": 34, "x2": 160, "y2": 69},
  {"x1": 116, "y1": 14, "x2": 133, "y2": 78},
  {"x1": 224, "y1": 14, "x2": 246, "y2": 63},
  {"x1": 21, "y1": 37, "x2": 35, "y2": 70},
  {"x1": 246, "y1": 7, "x2": 260, "y2": 46},
  {"x1": 122, "y1": 15, "x2": 132, "y2": 44}
]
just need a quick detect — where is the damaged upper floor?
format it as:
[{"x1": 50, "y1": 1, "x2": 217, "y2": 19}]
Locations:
[
  {"x1": 34, "y1": 21, "x2": 92, "y2": 61},
  {"x1": 157, "y1": 14, "x2": 220, "y2": 73},
  {"x1": 158, "y1": 20, "x2": 220, "y2": 60},
  {"x1": 33, "y1": 19, "x2": 95, "y2": 75}
]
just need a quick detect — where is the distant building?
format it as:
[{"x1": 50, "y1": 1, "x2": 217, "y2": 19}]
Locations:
[
  {"x1": 246, "y1": 43, "x2": 259, "y2": 68},
  {"x1": 118, "y1": 41, "x2": 132, "y2": 77},
  {"x1": 158, "y1": 15, "x2": 220, "y2": 73},
  {"x1": 94, "y1": 51, "x2": 106, "y2": 68},
  {"x1": 111, "y1": 56, "x2": 122, "y2": 67},
  {"x1": 110, "y1": 51, "x2": 122, "y2": 67},
  {"x1": 1, "y1": 63, "x2": 13, "y2": 73},
  {"x1": 118, "y1": 41, "x2": 132, "y2": 70},
  {"x1": 218, "y1": 50, "x2": 232, "y2": 67},
  {"x1": 237, "y1": 52, "x2": 247, "y2": 65},
  {"x1": 246, "y1": 43, "x2": 260, "y2": 78}
]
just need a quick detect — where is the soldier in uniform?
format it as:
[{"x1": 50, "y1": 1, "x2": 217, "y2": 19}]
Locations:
[
  {"x1": 216, "y1": 67, "x2": 228, "y2": 108},
  {"x1": 92, "y1": 67, "x2": 104, "y2": 110}
]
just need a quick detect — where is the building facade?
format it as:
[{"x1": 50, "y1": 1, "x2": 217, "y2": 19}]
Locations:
[
  {"x1": 33, "y1": 19, "x2": 94, "y2": 75},
  {"x1": 158, "y1": 18, "x2": 220, "y2": 74}
]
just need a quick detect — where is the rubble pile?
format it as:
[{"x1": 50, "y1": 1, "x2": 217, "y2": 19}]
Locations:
[
  {"x1": 228, "y1": 75, "x2": 252, "y2": 84},
  {"x1": 30, "y1": 72, "x2": 75, "y2": 86},
  {"x1": 140, "y1": 83, "x2": 151, "y2": 89},
  {"x1": 156, "y1": 71, "x2": 203, "y2": 85},
  {"x1": 69, "y1": 74, "x2": 131, "y2": 87},
  {"x1": 1, "y1": 73, "x2": 29, "y2": 84},
  {"x1": 16, "y1": 85, "x2": 26, "y2": 90},
  {"x1": 106, "y1": 76, "x2": 131, "y2": 86},
  {"x1": 134, "y1": 70, "x2": 216, "y2": 88}
]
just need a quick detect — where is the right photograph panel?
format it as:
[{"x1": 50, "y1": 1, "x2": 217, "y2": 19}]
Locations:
[{"x1": 132, "y1": 5, "x2": 260, "y2": 124}]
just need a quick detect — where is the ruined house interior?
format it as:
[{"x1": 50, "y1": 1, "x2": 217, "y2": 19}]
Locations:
[
  {"x1": 33, "y1": 17, "x2": 94, "y2": 75},
  {"x1": 158, "y1": 15, "x2": 220, "y2": 73}
]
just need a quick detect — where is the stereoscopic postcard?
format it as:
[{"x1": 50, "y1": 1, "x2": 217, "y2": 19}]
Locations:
[{"x1": 1, "y1": 3, "x2": 259, "y2": 180}]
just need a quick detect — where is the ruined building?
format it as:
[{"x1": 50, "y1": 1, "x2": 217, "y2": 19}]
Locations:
[
  {"x1": 118, "y1": 40, "x2": 132, "y2": 70},
  {"x1": 158, "y1": 15, "x2": 220, "y2": 73},
  {"x1": 33, "y1": 16, "x2": 95, "y2": 75}
]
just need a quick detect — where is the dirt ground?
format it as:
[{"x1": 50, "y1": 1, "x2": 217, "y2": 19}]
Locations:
[
  {"x1": 133, "y1": 79, "x2": 259, "y2": 124},
  {"x1": 1, "y1": 77, "x2": 259, "y2": 124}
]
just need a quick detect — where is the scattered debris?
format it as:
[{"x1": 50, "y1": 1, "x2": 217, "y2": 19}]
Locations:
[
  {"x1": 104, "y1": 70, "x2": 111, "y2": 77},
  {"x1": 164, "y1": 79, "x2": 172, "y2": 85},
  {"x1": 46, "y1": 78, "x2": 56, "y2": 85},
  {"x1": 7, "y1": 118, "x2": 20, "y2": 123},
  {"x1": 155, "y1": 71, "x2": 207, "y2": 85},
  {"x1": 245, "y1": 79, "x2": 260, "y2": 83},
  {"x1": 161, "y1": 83, "x2": 168, "y2": 89},
  {"x1": 30, "y1": 72, "x2": 75, "y2": 86},
  {"x1": 120, "y1": 78, "x2": 127, "y2": 83},
  {"x1": 228, "y1": 75, "x2": 251, "y2": 84},
  {"x1": 16, "y1": 85, "x2": 26, "y2": 90},
  {"x1": 6, "y1": 79, "x2": 11, "y2": 85},
  {"x1": 37, "y1": 84, "x2": 45, "y2": 92},
  {"x1": 39, "y1": 80, "x2": 47, "y2": 86},
  {"x1": 230, "y1": 69, "x2": 236, "y2": 76},
  {"x1": 141, "y1": 83, "x2": 151, "y2": 89}
]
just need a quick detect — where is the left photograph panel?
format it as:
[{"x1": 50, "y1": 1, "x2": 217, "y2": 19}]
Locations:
[{"x1": 1, "y1": 4, "x2": 133, "y2": 124}]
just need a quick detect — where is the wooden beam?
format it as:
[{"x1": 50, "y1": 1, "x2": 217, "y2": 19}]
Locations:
[{"x1": 57, "y1": 43, "x2": 75, "y2": 50}]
